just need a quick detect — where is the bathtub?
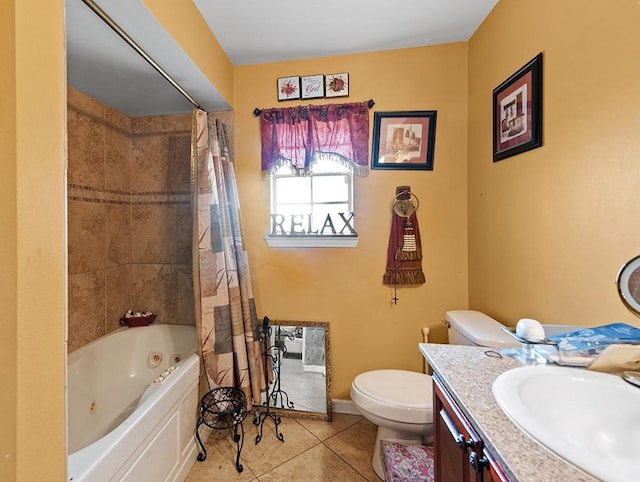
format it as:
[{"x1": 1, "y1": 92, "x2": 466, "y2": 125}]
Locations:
[{"x1": 67, "y1": 324, "x2": 200, "y2": 482}]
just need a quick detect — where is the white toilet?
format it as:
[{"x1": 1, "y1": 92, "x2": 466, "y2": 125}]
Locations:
[{"x1": 350, "y1": 310, "x2": 521, "y2": 480}]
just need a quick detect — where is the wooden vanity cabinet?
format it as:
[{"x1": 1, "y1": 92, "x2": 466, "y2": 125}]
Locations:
[{"x1": 433, "y1": 376, "x2": 509, "y2": 482}]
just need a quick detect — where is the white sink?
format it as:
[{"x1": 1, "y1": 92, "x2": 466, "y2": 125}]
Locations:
[{"x1": 492, "y1": 365, "x2": 640, "y2": 481}]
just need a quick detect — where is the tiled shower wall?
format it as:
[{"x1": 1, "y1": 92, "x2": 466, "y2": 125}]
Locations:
[{"x1": 67, "y1": 87, "x2": 196, "y2": 352}]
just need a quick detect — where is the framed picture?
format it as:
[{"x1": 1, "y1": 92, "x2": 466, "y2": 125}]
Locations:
[
  {"x1": 325, "y1": 72, "x2": 349, "y2": 98},
  {"x1": 301, "y1": 74, "x2": 324, "y2": 99},
  {"x1": 371, "y1": 111, "x2": 437, "y2": 170},
  {"x1": 493, "y1": 53, "x2": 543, "y2": 162},
  {"x1": 277, "y1": 76, "x2": 301, "y2": 101}
]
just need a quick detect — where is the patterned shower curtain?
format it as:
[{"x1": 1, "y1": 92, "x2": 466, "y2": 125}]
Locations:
[{"x1": 191, "y1": 109, "x2": 266, "y2": 407}]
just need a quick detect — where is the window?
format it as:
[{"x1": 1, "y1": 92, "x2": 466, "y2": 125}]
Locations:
[
  {"x1": 258, "y1": 101, "x2": 371, "y2": 247},
  {"x1": 266, "y1": 156, "x2": 358, "y2": 248}
]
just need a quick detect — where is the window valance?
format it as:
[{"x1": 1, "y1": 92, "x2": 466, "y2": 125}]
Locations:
[{"x1": 260, "y1": 101, "x2": 370, "y2": 176}]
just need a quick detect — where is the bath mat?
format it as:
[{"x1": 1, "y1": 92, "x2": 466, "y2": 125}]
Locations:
[{"x1": 380, "y1": 440, "x2": 434, "y2": 482}]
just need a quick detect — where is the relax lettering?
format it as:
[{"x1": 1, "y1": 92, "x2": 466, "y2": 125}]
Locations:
[{"x1": 270, "y1": 213, "x2": 356, "y2": 236}]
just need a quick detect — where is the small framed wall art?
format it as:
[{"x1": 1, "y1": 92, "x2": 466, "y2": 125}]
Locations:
[
  {"x1": 277, "y1": 76, "x2": 301, "y2": 101},
  {"x1": 301, "y1": 74, "x2": 325, "y2": 99},
  {"x1": 493, "y1": 53, "x2": 543, "y2": 162},
  {"x1": 325, "y1": 72, "x2": 349, "y2": 98},
  {"x1": 371, "y1": 110, "x2": 437, "y2": 171}
]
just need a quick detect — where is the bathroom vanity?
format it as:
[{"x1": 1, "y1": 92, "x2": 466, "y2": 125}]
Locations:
[
  {"x1": 420, "y1": 343, "x2": 598, "y2": 482},
  {"x1": 433, "y1": 375, "x2": 506, "y2": 481}
]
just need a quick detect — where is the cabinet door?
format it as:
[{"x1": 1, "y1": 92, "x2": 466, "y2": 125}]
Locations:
[
  {"x1": 433, "y1": 377, "x2": 482, "y2": 482},
  {"x1": 480, "y1": 448, "x2": 510, "y2": 482}
]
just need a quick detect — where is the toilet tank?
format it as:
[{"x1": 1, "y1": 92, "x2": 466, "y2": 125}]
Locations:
[{"x1": 446, "y1": 310, "x2": 521, "y2": 348}]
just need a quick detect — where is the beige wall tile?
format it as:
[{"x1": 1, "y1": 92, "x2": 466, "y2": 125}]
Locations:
[
  {"x1": 132, "y1": 115, "x2": 176, "y2": 135},
  {"x1": 131, "y1": 204, "x2": 177, "y2": 264},
  {"x1": 105, "y1": 203, "x2": 131, "y2": 267},
  {"x1": 175, "y1": 113, "x2": 193, "y2": 132},
  {"x1": 168, "y1": 133, "x2": 191, "y2": 191},
  {"x1": 68, "y1": 199, "x2": 106, "y2": 275},
  {"x1": 67, "y1": 108, "x2": 105, "y2": 189},
  {"x1": 105, "y1": 126, "x2": 131, "y2": 192},
  {"x1": 176, "y1": 203, "x2": 192, "y2": 265},
  {"x1": 176, "y1": 264, "x2": 195, "y2": 326},
  {"x1": 68, "y1": 270, "x2": 106, "y2": 352},
  {"x1": 104, "y1": 104, "x2": 131, "y2": 135},
  {"x1": 105, "y1": 264, "x2": 131, "y2": 334},
  {"x1": 131, "y1": 135, "x2": 172, "y2": 192},
  {"x1": 67, "y1": 87, "x2": 104, "y2": 119},
  {"x1": 131, "y1": 264, "x2": 178, "y2": 322},
  {"x1": 67, "y1": 92, "x2": 217, "y2": 350}
]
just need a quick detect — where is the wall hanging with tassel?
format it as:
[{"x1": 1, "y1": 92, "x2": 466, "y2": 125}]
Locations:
[{"x1": 383, "y1": 186, "x2": 425, "y2": 302}]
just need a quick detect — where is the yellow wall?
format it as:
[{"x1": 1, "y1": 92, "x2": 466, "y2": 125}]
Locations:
[
  {"x1": 143, "y1": 0, "x2": 234, "y2": 105},
  {"x1": 1, "y1": 0, "x2": 67, "y2": 480},
  {"x1": 467, "y1": 0, "x2": 640, "y2": 327},
  {"x1": 234, "y1": 44, "x2": 469, "y2": 398},
  {"x1": 0, "y1": 1, "x2": 18, "y2": 478},
  {"x1": 6, "y1": 0, "x2": 640, "y2": 476}
]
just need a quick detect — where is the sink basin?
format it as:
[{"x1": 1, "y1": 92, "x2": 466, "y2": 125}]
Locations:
[{"x1": 493, "y1": 365, "x2": 640, "y2": 481}]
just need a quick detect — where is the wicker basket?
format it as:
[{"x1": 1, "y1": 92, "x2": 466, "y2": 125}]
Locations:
[{"x1": 119, "y1": 313, "x2": 156, "y2": 327}]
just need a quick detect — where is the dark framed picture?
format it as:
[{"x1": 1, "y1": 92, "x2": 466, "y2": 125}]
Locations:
[
  {"x1": 301, "y1": 74, "x2": 324, "y2": 99},
  {"x1": 371, "y1": 111, "x2": 437, "y2": 170},
  {"x1": 277, "y1": 76, "x2": 301, "y2": 101},
  {"x1": 325, "y1": 72, "x2": 349, "y2": 98},
  {"x1": 493, "y1": 53, "x2": 543, "y2": 162}
]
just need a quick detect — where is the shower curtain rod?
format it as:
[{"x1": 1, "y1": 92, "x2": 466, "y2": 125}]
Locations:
[{"x1": 81, "y1": 0, "x2": 203, "y2": 111}]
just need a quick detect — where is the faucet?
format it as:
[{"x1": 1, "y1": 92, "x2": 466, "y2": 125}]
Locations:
[{"x1": 622, "y1": 370, "x2": 640, "y2": 387}]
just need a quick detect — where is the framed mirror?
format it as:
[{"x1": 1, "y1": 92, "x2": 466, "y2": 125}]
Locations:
[
  {"x1": 261, "y1": 320, "x2": 332, "y2": 421},
  {"x1": 617, "y1": 255, "x2": 640, "y2": 317}
]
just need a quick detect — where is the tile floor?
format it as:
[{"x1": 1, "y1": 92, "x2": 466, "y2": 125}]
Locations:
[{"x1": 186, "y1": 413, "x2": 383, "y2": 481}]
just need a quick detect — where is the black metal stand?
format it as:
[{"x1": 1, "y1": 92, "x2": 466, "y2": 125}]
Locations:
[
  {"x1": 253, "y1": 317, "x2": 285, "y2": 445},
  {"x1": 269, "y1": 325, "x2": 295, "y2": 410},
  {"x1": 195, "y1": 387, "x2": 248, "y2": 473}
]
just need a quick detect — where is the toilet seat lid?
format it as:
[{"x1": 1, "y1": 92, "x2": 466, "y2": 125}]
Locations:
[{"x1": 353, "y1": 370, "x2": 432, "y2": 409}]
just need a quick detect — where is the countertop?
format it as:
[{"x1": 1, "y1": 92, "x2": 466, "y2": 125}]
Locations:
[{"x1": 419, "y1": 343, "x2": 597, "y2": 482}]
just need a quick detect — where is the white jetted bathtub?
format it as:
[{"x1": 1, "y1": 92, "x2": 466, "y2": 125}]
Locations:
[{"x1": 67, "y1": 324, "x2": 200, "y2": 482}]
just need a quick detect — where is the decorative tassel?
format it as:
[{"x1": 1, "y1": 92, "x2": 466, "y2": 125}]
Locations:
[
  {"x1": 395, "y1": 247, "x2": 422, "y2": 261},
  {"x1": 383, "y1": 268, "x2": 426, "y2": 286}
]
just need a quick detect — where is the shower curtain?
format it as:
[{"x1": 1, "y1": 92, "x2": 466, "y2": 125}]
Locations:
[{"x1": 191, "y1": 109, "x2": 266, "y2": 407}]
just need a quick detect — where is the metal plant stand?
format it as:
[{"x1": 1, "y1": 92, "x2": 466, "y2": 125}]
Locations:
[
  {"x1": 253, "y1": 317, "x2": 286, "y2": 445},
  {"x1": 195, "y1": 387, "x2": 248, "y2": 473},
  {"x1": 269, "y1": 325, "x2": 295, "y2": 410}
]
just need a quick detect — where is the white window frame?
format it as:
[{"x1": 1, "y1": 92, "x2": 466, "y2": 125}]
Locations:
[{"x1": 265, "y1": 157, "x2": 359, "y2": 248}]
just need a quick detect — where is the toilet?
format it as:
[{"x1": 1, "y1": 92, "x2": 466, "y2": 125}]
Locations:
[{"x1": 350, "y1": 310, "x2": 521, "y2": 480}]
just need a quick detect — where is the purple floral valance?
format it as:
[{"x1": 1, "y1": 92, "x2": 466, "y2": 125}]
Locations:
[{"x1": 260, "y1": 101, "x2": 370, "y2": 176}]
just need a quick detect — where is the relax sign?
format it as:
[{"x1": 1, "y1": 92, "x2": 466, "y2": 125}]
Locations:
[{"x1": 270, "y1": 212, "x2": 356, "y2": 236}]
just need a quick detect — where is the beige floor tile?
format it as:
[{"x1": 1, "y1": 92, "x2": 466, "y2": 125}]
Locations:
[
  {"x1": 324, "y1": 419, "x2": 382, "y2": 481},
  {"x1": 241, "y1": 416, "x2": 321, "y2": 476},
  {"x1": 186, "y1": 414, "x2": 379, "y2": 482},
  {"x1": 188, "y1": 429, "x2": 257, "y2": 481},
  {"x1": 297, "y1": 413, "x2": 364, "y2": 441},
  {"x1": 259, "y1": 443, "x2": 367, "y2": 482}
]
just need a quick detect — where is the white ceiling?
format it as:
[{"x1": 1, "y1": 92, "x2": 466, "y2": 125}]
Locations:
[
  {"x1": 66, "y1": 0, "x2": 498, "y2": 117},
  {"x1": 193, "y1": 0, "x2": 498, "y2": 66}
]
